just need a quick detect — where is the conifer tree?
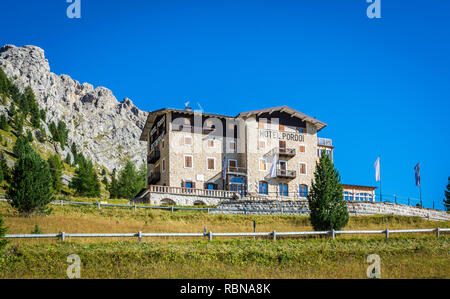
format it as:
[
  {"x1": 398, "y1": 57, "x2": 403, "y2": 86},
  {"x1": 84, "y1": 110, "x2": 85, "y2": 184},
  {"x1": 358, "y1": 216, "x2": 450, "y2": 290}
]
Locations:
[
  {"x1": 0, "y1": 151, "x2": 10, "y2": 183},
  {"x1": 117, "y1": 161, "x2": 140, "y2": 198},
  {"x1": 0, "y1": 114, "x2": 8, "y2": 130},
  {"x1": 48, "y1": 154, "x2": 63, "y2": 193},
  {"x1": 8, "y1": 146, "x2": 53, "y2": 216},
  {"x1": 70, "y1": 158, "x2": 100, "y2": 197},
  {"x1": 0, "y1": 214, "x2": 8, "y2": 252},
  {"x1": 108, "y1": 168, "x2": 119, "y2": 199},
  {"x1": 444, "y1": 177, "x2": 450, "y2": 212},
  {"x1": 308, "y1": 150, "x2": 349, "y2": 231}
]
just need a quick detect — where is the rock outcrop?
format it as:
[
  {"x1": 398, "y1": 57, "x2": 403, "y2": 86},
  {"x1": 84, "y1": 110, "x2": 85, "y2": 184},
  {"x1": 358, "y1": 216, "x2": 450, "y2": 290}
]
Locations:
[{"x1": 0, "y1": 44, "x2": 148, "y2": 171}]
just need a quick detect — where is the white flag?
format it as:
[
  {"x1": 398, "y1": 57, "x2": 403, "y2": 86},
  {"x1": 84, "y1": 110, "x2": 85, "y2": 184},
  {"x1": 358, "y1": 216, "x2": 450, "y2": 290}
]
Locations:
[
  {"x1": 270, "y1": 154, "x2": 278, "y2": 178},
  {"x1": 374, "y1": 157, "x2": 381, "y2": 182}
]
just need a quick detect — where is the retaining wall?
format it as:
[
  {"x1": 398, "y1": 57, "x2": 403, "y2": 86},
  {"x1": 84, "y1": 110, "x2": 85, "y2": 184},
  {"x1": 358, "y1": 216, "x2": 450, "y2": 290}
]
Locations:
[{"x1": 212, "y1": 200, "x2": 450, "y2": 221}]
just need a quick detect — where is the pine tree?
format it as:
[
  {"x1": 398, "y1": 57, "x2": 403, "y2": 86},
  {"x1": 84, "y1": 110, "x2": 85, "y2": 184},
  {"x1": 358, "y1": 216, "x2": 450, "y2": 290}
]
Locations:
[
  {"x1": 48, "y1": 154, "x2": 63, "y2": 193},
  {"x1": 0, "y1": 67, "x2": 9, "y2": 95},
  {"x1": 70, "y1": 159, "x2": 100, "y2": 197},
  {"x1": 13, "y1": 135, "x2": 31, "y2": 158},
  {"x1": 108, "y1": 168, "x2": 119, "y2": 199},
  {"x1": 137, "y1": 163, "x2": 147, "y2": 191},
  {"x1": 444, "y1": 177, "x2": 450, "y2": 212},
  {"x1": 308, "y1": 150, "x2": 349, "y2": 231},
  {"x1": 0, "y1": 214, "x2": 8, "y2": 252},
  {"x1": 0, "y1": 151, "x2": 10, "y2": 183},
  {"x1": 117, "y1": 161, "x2": 142, "y2": 199},
  {"x1": 0, "y1": 114, "x2": 8, "y2": 131},
  {"x1": 8, "y1": 147, "x2": 54, "y2": 216}
]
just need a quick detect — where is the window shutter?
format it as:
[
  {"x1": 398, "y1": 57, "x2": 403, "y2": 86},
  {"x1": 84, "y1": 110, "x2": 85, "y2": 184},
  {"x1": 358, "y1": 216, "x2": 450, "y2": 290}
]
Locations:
[
  {"x1": 181, "y1": 181, "x2": 185, "y2": 188},
  {"x1": 192, "y1": 182, "x2": 196, "y2": 189}
]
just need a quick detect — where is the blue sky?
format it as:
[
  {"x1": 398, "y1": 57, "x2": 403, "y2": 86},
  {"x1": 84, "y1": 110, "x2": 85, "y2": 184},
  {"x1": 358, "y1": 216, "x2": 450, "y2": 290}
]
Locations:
[{"x1": 1, "y1": 0, "x2": 449, "y2": 209}]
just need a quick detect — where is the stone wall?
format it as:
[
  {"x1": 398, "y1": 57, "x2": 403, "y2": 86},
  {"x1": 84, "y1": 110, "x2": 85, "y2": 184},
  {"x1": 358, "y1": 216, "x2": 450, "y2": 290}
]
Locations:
[{"x1": 212, "y1": 200, "x2": 450, "y2": 221}]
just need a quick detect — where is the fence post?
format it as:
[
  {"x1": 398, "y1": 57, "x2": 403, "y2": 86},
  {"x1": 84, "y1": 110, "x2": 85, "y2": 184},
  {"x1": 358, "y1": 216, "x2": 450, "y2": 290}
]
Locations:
[
  {"x1": 60, "y1": 200, "x2": 63, "y2": 207},
  {"x1": 331, "y1": 229, "x2": 335, "y2": 240},
  {"x1": 436, "y1": 227, "x2": 440, "y2": 239},
  {"x1": 207, "y1": 208, "x2": 210, "y2": 213},
  {"x1": 97, "y1": 201, "x2": 101, "y2": 209},
  {"x1": 208, "y1": 231, "x2": 212, "y2": 242},
  {"x1": 204, "y1": 226, "x2": 207, "y2": 235},
  {"x1": 134, "y1": 205, "x2": 137, "y2": 212},
  {"x1": 61, "y1": 232, "x2": 65, "y2": 242},
  {"x1": 171, "y1": 206, "x2": 174, "y2": 213},
  {"x1": 385, "y1": 229, "x2": 389, "y2": 239},
  {"x1": 138, "y1": 231, "x2": 142, "y2": 243},
  {"x1": 272, "y1": 230, "x2": 277, "y2": 241}
]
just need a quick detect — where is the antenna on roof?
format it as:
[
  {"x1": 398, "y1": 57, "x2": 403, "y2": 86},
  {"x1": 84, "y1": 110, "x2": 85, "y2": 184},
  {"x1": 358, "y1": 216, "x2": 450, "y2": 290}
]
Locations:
[{"x1": 184, "y1": 100, "x2": 192, "y2": 111}]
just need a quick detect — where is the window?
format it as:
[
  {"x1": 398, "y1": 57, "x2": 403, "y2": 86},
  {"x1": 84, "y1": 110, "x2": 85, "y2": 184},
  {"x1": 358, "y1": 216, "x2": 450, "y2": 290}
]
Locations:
[
  {"x1": 299, "y1": 185, "x2": 308, "y2": 198},
  {"x1": 259, "y1": 181, "x2": 268, "y2": 195},
  {"x1": 184, "y1": 136, "x2": 192, "y2": 146},
  {"x1": 259, "y1": 158, "x2": 267, "y2": 171},
  {"x1": 299, "y1": 163, "x2": 307, "y2": 175},
  {"x1": 184, "y1": 181, "x2": 193, "y2": 189},
  {"x1": 207, "y1": 139, "x2": 215, "y2": 148},
  {"x1": 207, "y1": 157, "x2": 215, "y2": 170},
  {"x1": 162, "y1": 159, "x2": 166, "y2": 172},
  {"x1": 299, "y1": 145, "x2": 306, "y2": 153},
  {"x1": 229, "y1": 141, "x2": 236, "y2": 152},
  {"x1": 258, "y1": 121, "x2": 265, "y2": 129},
  {"x1": 228, "y1": 159, "x2": 237, "y2": 171},
  {"x1": 279, "y1": 124, "x2": 285, "y2": 131},
  {"x1": 161, "y1": 139, "x2": 165, "y2": 149},
  {"x1": 206, "y1": 183, "x2": 217, "y2": 190},
  {"x1": 184, "y1": 155, "x2": 193, "y2": 168},
  {"x1": 259, "y1": 140, "x2": 266, "y2": 149},
  {"x1": 297, "y1": 127, "x2": 305, "y2": 134},
  {"x1": 279, "y1": 183, "x2": 288, "y2": 196},
  {"x1": 279, "y1": 140, "x2": 286, "y2": 149}
]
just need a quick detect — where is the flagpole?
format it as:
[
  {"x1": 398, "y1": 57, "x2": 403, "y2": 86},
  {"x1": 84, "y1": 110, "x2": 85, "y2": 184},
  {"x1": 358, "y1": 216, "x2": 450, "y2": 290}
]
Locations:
[
  {"x1": 379, "y1": 156, "x2": 382, "y2": 202},
  {"x1": 419, "y1": 183, "x2": 422, "y2": 207}
]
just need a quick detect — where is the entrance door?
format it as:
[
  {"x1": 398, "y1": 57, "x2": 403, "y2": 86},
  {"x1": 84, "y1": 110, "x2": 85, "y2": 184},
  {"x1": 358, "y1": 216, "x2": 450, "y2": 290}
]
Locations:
[{"x1": 229, "y1": 177, "x2": 246, "y2": 196}]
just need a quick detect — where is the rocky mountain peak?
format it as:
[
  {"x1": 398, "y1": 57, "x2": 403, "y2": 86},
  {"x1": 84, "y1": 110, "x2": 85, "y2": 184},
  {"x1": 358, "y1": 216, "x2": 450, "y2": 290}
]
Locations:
[{"x1": 0, "y1": 44, "x2": 149, "y2": 172}]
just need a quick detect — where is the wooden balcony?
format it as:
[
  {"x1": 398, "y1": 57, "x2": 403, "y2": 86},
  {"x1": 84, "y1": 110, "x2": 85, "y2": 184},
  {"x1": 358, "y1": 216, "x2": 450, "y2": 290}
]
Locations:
[
  {"x1": 147, "y1": 149, "x2": 161, "y2": 164},
  {"x1": 277, "y1": 147, "x2": 296, "y2": 157},
  {"x1": 276, "y1": 169, "x2": 297, "y2": 179}
]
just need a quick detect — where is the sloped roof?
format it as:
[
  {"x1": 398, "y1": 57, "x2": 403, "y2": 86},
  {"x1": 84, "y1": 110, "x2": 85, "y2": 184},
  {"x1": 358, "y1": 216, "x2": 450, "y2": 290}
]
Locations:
[{"x1": 237, "y1": 105, "x2": 327, "y2": 131}]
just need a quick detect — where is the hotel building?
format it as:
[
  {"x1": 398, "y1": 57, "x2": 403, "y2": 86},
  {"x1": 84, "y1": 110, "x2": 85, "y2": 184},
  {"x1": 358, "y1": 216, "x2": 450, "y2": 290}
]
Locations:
[{"x1": 139, "y1": 105, "x2": 376, "y2": 202}]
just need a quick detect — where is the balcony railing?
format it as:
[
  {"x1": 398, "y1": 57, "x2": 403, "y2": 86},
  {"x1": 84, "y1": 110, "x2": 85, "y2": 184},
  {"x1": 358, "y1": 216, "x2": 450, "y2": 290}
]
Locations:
[
  {"x1": 147, "y1": 149, "x2": 161, "y2": 164},
  {"x1": 227, "y1": 166, "x2": 247, "y2": 174},
  {"x1": 149, "y1": 185, "x2": 235, "y2": 198},
  {"x1": 277, "y1": 147, "x2": 296, "y2": 157},
  {"x1": 148, "y1": 172, "x2": 161, "y2": 185},
  {"x1": 318, "y1": 137, "x2": 333, "y2": 147},
  {"x1": 172, "y1": 125, "x2": 217, "y2": 135},
  {"x1": 276, "y1": 169, "x2": 297, "y2": 179}
]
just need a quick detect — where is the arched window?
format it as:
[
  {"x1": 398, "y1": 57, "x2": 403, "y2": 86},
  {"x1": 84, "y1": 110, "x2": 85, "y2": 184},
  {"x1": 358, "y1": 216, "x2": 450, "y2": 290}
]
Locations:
[
  {"x1": 279, "y1": 183, "x2": 288, "y2": 196},
  {"x1": 299, "y1": 185, "x2": 308, "y2": 198},
  {"x1": 259, "y1": 181, "x2": 268, "y2": 195}
]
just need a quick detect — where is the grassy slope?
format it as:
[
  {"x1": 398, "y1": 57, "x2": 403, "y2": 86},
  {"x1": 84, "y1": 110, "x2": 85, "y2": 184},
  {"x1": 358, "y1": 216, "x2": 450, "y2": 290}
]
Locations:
[{"x1": 0, "y1": 201, "x2": 449, "y2": 278}]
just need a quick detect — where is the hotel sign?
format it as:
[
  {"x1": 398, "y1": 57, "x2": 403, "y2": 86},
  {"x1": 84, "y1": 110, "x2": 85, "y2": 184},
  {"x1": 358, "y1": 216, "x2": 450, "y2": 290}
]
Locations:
[{"x1": 260, "y1": 129, "x2": 304, "y2": 142}]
